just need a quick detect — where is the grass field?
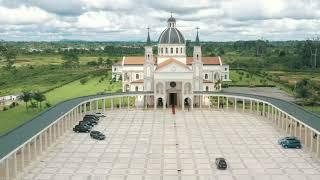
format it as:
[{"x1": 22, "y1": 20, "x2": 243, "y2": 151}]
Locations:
[
  {"x1": 0, "y1": 75, "x2": 122, "y2": 134},
  {"x1": 12, "y1": 55, "x2": 121, "y2": 67},
  {"x1": 226, "y1": 70, "x2": 275, "y2": 86}
]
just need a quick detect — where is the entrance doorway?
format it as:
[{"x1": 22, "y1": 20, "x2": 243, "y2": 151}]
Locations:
[{"x1": 169, "y1": 93, "x2": 177, "y2": 106}]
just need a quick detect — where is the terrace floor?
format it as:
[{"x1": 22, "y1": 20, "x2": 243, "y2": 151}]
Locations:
[{"x1": 22, "y1": 109, "x2": 320, "y2": 180}]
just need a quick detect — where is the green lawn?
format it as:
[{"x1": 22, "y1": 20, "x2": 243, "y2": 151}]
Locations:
[
  {"x1": 303, "y1": 106, "x2": 320, "y2": 116},
  {"x1": 226, "y1": 70, "x2": 275, "y2": 86},
  {"x1": 0, "y1": 75, "x2": 121, "y2": 134}
]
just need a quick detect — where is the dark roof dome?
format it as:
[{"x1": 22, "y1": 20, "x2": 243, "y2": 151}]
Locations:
[
  {"x1": 158, "y1": 15, "x2": 185, "y2": 44},
  {"x1": 158, "y1": 28, "x2": 185, "y2": 44},
  {"x1": 167, "y1": 16, "x2": 176, "y2": 22}
]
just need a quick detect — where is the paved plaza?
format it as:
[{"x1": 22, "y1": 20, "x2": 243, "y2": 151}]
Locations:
[{"x1": 22, "y1": 110, "x2": 320, "y2": 180}]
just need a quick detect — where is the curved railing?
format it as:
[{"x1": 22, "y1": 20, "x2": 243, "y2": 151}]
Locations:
[{"x1": 0, "y1": 91, "x2": 319, "y2": 177}]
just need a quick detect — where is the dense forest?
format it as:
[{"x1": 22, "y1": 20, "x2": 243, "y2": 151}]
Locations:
[{"x1": 1, "y1": 40, "x2": 319, "y2": 71}]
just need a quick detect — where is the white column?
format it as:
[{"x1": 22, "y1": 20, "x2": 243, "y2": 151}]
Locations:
[
  {"x1": 310, "y1": 130, "x2": 313, "y2": 152},
  {"x1": 163, "y1": 97, "x2": 166, "y2": 110},
  {"x1": 226, "y1": 97, "x2": 229, "y2": 109},
  {"x1": 21, "y1": 147, "x2": 25, "y2": 171},
  {"x1": 285, "y1": 116, "x2": 288, "y2": 133},
  {"x1": 27, "y1": 142, "x2": 31, "y2": 164},
  {"x1": 96, "y1": 100, "x2": 99, "y2": 112},
  {"x1": 44, "y1": 129, "x2": 47, "y2": 151},
  {"x1": 39, "y1": 133, "x2": 43, "y2": 154},
  {"x1": 299, "y1": 124, "x2": 302, "y2": 140},
  {"x1": 200, "y1": 95, "x2": 203, "y2": 108},
  {"x1": 317, "y1": 133, "x2": 320, "y2": 157},
  {"x1": 119, "y1": 98, "x2": 122, "y2": 109},
  {"x1": 305, "y1": 127, "x2": 308, "y2": 147},
  {"x1": 267, "y1": 104, "x2": 270, "y2": 119},
  {"x1": 242, "y1": 99, "x2": 245, "y2": 112},
  {"x1": 34, "y1": 138, "x2": 37, "y2": 160},
  {"x1": 234, "y1": 98, "x2": 237, "y2": 111},
  {"x1": 84, "y1": 103, "x2": 87, "y2": 114},
  {"x1": 250, "y1": 100, "x2": 252, "y2": 112},
  {"x1": 294, "y1": 121, "x2": 297, "y2": 137},
  {"x1": 271, "y1": 107, "x2": 274, "y2": 122},
  {"x1": 103, "y1": 99, "x2": 106, "y2": 113},
  {"x1": 217, "y1": 96, "x2": 220, "y2": 109},
  {"x1": 79, "y1": 104, "x2": 82, "y2": 116},
  {"x1": 13, "y1": 152, "x2": 17, "y2": 177},
  {"x1": 263, "y1": 103, "x2": 265, "y2": 117},
  {"x1": 257, "y1": 101, "x2": 259, "y2": 115},
  {"x1": 111, "y1": 98, "x2": 114, "y2": 110},
  {"x1": 5, "y1": 158, "x2": 10, "y2": 180},
  {"x1": 127, "y1": 96, "x2": 130, "y2": 109}
]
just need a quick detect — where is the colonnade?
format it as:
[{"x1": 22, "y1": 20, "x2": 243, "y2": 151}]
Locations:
[{"x1": 0, "y1": 93, "x2": 319, "y2": 180}]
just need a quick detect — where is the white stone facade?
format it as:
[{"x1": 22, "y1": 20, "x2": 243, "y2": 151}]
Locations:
[{"x1": 112, "y1": 16, "x2": 230, "y2": 108}]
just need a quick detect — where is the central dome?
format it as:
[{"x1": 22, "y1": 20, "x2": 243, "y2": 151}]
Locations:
[{"x1": 158, "y1": 28, "x2": 185, "y2": 44}]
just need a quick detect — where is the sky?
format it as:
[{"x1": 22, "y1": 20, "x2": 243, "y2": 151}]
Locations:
[{"x1": 0, "y1": 0, "x2": 319, "y2": 42}]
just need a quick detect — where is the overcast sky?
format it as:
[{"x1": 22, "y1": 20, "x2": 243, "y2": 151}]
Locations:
[{"x1": 0, "y1": 0, "x2": 319, "y2": 41}]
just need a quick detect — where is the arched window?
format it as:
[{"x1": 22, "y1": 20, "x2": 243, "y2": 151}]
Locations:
[
  {"x1": 136, "y1": 74, "x2": 139, "y2": 80},
  {"x1": 181, "y1": 48, "x2": 183, "y2": 53},
  {"x1": 135, "y1": 86, "x2": 139, "y2": 92},
  {"x1": 147, "y1": 54, "x2": 150, "y2": 58},
  {"x1": 225, "y1": 74, "x2": 227, "y2": 79},
  {"x1": 206, "y1": 86, "x2": 209, "y2": 91},
  {"x1": 161, "y1": 48, "x2": 163, "y2": 54},
  {"x1": 205, "y1": 74, "x2": 208, "y2": 79},
  {"x1": 171, "y1": 48, "x2": 173, "y2": 54},
  {"x1": 176, "y1": 48, "x2": 178, "y2": 54},
  {"x1": 165, "y1": 48, "x2": 168, "y2": 54},
  {"x1": 197, "y1": 54, "x2": 199, "y2": 60}
]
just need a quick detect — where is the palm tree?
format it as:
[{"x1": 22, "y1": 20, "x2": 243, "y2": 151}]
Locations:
[
  {"x1": 18, "y1": 90, "x2": 33, "y2": 111},
  {"x1": 33, "y1": 91, "x2": 46, "y2": 108},
  {"x1": 215, "y1": 79, "x2": 222, "y2": 91}
]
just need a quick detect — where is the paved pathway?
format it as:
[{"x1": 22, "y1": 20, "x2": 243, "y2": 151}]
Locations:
[
  {"x1": 22, "y1": 110, "x2": 320, "y2": 180},
  {"x1": 223, "y1": 87, "x2": 295, "y2": 102}
]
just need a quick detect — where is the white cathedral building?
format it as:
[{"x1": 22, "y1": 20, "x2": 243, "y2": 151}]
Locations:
[{"x1": 112, "y1": 16, "x2": 230, "y2": 109}]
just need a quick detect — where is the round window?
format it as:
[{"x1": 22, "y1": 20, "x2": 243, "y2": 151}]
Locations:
[{"x1": 170, "y1": 82, "x2": 176, "y2": 88}]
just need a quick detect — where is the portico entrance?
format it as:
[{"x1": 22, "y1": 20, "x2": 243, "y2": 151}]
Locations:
[{"x1": 169, "y1": 93, "x2": 177, "y2": 106}]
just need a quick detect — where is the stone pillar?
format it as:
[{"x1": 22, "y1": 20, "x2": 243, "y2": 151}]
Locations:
[
  {"x1": 217, "y1": 96, "x2": 220, "y2": 109},
  {"x1": 39, "y1": 133, "x2": 43, "y2": 155},
  {"x1": 305, "y1": 127, "x2": 308, "y2": 147},
  {"x1": 44, "y1": 129, "x2": 48, "y2": 152},
  {"x1": 5, "y1": 158, "x2": 10, "y2": 180},
  {"x1": 182, "y1": 96, "x2": 185, "y2": 111},
  {"x1": 96, "y1": 100, "x2": 99, "y2": 112},
  {"x1": 310, "y1": 130, "x2": 313, "y2": 153},
  {"x1": 111, "y1": 98, "x2": 114, "y2": 110},
  {"x1": 89, "y1": 101, "x2": 92, "y2": 112},
  {"x1": 163, "y1": 96, "x2": 166, "y2": 110},
  {"x1": 234, "y1": 98, "x2": 237, "y2": 111},
  {"x1": 242, "y1": 99, "x2": 245, "y2": 112},
  {"x1": 226, "y1": 97, "x2": 229, "y2": 109},
  {"x1": 257, "y1": 101, "x2": 259, "y2": 115},
  {"x1": 103, "y1": 99, "x2": 106, "y2": 113},
  {"x1": 250, "y1": 100, "x2": 252, "y2": 112},
  {"x1": 13, "y1": 152, "x2": 17, "y2": 177},
  {"x1": 33, "y1": 138, "x2": 37, "y2": 160},
  {"x1": 263, "y1": 103, "x2": 265, "y2": 117},
  {"x1": 127, "y1": 96, "x2": 130, "y2": 109},
  {"x1": 21, "y1": 147, "x2": 25, "y2": 171},
  {"x1": 299, "y1": 123, "x2": 302, "y2": 141},
  {"x1": 317, "y1": 133, "x2": 320, "y2": 157},
  {"x1": 271, "y1": 107, "x2": 274, "y2": 122},
  {"x1": 285, "y1": 116, "x2": 288, "y2": 133},
  {"x1": 84, "y1": 103, "x2": 87, "y2": 114},
  {"x1": 119, "y1": 98, "x2": 122, "y2": 109},
  {"x1": 200, "y1": 95, "x2": 202, "y2": 109}
]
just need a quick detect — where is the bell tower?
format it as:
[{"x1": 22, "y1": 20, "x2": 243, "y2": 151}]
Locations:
[
  {"x1": 192, "y1": 27, "x2": 203, "y2": 91},
  {"x1": 144, "y1": 27, "x2": 154, "y2": 92}
]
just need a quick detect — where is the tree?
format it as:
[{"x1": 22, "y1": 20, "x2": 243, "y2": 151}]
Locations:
[
  {"x1": 214, "y1": 79, "x2": 222, "y2": 90},
  {"x1": 98, "y1": 57, "x2": 104, "y2": 66},
  {"x1": 62, "y1": 52, "x2": 79, "y2": 68},
  {"x1": 4, "y1": 49, "x2": 16, "y2": 69},
  {"x1": 18, "y1": 90, "x2": 33, "y2": 111},
  {"x1": 106, "y1": 58, "x2": 113, "y2": 68},
  {"x1": 33, "y1": 91, "x2": 46, "y2": 108}
]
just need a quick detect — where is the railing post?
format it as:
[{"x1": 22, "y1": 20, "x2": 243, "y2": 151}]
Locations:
[
  {"x1": 242, "y1": 99, "x2": 245, "y2": 112},
  {"x1": 111, "y1": 98, "x2": 114, "y2": 110},
  {"x1": 103, "y1": 99, "x2": 106, "y2": 113}
]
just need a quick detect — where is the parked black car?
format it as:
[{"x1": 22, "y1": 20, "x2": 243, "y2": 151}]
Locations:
[
  {"x1": 73, "y1": 125, "x2": 91, "y2": 133},
  {"x1": 215, "y1": 158, "x2": 227, "y2": 170},
  {"x1": 84, "y1": 114, "x2": 100, "y2": 121},
  {"x1": 78, "y1": 121, "x2": 94, "y2": 128},
  {"x1": 83, "y1": 117, "x2": 98, "y2": 124},
  {"x1": 90, "y1": 131, "x2": 106, "y2": 140}
]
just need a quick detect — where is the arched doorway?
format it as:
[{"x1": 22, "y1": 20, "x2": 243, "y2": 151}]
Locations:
[{"x1": 157, "y1": 98, "x2": 163, "y2": 108}]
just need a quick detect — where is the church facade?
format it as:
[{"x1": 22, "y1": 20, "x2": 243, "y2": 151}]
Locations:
[{"x1": 112, "y1": 16, "x2": 230, "y2": 109}]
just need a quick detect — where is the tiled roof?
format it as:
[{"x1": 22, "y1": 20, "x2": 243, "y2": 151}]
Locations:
[
  {"x1": 156, "y1": 58, "x2": 190, "y2": 70},
  {"x1": 187, "y1": 56, "x2": 221, "y2": 65},
  {"x1": 115, "y1": 56, "x2": 222, "y2": 65}
]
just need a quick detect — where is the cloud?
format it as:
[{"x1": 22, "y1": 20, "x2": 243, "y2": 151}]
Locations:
[{"x1": 0, "y1": 0, "x2": 319, "y2": 41}]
